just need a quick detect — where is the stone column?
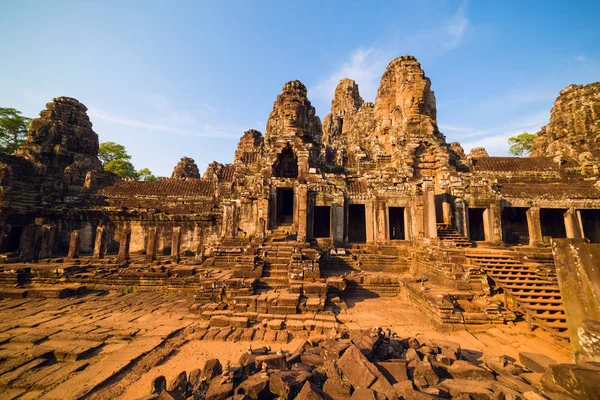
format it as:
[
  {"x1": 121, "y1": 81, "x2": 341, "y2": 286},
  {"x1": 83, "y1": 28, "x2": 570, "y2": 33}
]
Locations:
[
  {"x1": 67, "y1": 230, "x2": 80, "y2": 259},
  {"x1": 19, "y1": 224, "x2": 41, "y2": 261},
  {"x1": 0, "y1": 225, "x2": 10, "y2": 253},
  {"x1": 171, "y1": 226, "x2": 181, "y2": 262},
  {"x1": 145, "y1": 226, "x2": 158, "y2": 262},
  {"x1": 296, "y1": 185, "x2": 308, "y2": 242},
  {"x1": 564, "y1": 208, "x2": 583, "y2": 239},
  {"x1": 526, "y1": 207, "x2": 544, "y2": 246},
  {"x1": 332, "y1": 204, "x2": 344, "y2": 245},
  {"x1": 365, "y1": 202, "x2": 375, "y2": 243},
  {"x1": 376, "y1": 201, "x2": 387, "y2": 242},
  {"x1": 423, "y1": 182, "x2": 437, "y2": 239},
  {"x1": 93, "y1": 225, "x2": 106, "y2": 259},
  {"x1": 38, "y1": 225, "x2": 57, "y2": 259},
  {"x1": 117, "y1": 225, "x2": 131, "y2": 263},
  {"x1": 195, "y1": 224, "x2": 206, "y2": 261},
  {"x1": 454, "y1": 199, "x2": 467, "y2": 236},
  {"x1": 442, "y1": 194, "x2": 452, "y2": 226}
]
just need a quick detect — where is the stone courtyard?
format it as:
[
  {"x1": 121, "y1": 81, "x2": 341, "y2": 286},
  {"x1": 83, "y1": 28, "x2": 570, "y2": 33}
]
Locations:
[{"x1": 0, "y1": 55, "x2": 598, "y2": 399}]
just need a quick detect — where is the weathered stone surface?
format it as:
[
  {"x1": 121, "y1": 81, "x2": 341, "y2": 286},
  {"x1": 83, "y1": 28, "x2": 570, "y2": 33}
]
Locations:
[
  {"x1": 336, "y1": 345, "x2": 377, "y2": 389},
  {"x1": 531, "y1": 82, "x2": 600, "y2": 168},
  {"x1": 205, "y1": 379, "x2": 234, "y2": 400},
  {"x1": 296, "y1": 380, "x2": 330, "y2": 400},
  {"x1": 445, "y1": 360, "x2": 494, "y2": 381},
  {"x1": 412, "y1": 361, "x2": 441, "y2": 390},
  {"x1": 171, "y1": 156, "x2": 201, "y2": 179},
  {"x1": 235, "y1": 373, "x2": 269, "y2": 398},
  {"x1": 542, "y1": 362, "x2": 600, "y2": 399},
  {"x1": 519, "y1": 352, "x2": 558, "y2": 373},
  {"x1": 201, "y1": 359, "x2": 222, "y2": 381},
  {"x1": 375, "y1": 361, "x2": 409, "y2": 384},
  {"x1": 323, "y1": 376, "x2": 352, "y2": 400},
  {"x1": 268, "y1": 370, "x2": 312, "y2": 399}
]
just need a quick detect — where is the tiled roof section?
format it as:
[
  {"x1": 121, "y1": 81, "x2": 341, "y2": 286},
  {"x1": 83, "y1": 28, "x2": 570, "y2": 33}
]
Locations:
[
  {"x1": 348, "y1": 181, "x2": 369, "y2": 195},
  {"x1": 472, "y1": 157, "x2": 559, "y2": 172},
  {"x1": 499, "y1": 182, "x2": 600, "y2": 200},
  {"x1": 99, "y1": 178, "x2": 215, "y2": 198},
  {"x1": 220, "y1": 164, "x2": 236, "y2": 182}
]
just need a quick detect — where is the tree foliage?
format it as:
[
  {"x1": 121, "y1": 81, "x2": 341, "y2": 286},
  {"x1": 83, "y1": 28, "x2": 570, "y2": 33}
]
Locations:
[
  {"x1": 98, "y1": 141, "x2": 131, "y2": 166},
  {"x1": 138, "y1": 167, "x2": 157, "y2": 182},
  {"x1": 508, "y1": 132, "x2": 536, "y2": 157},
  {"x1": 98, "y1": 141, "x2": 156, "y2": 180},
  {"x1": 0, "y1": 107, "x2": 30, "y2": 154}
]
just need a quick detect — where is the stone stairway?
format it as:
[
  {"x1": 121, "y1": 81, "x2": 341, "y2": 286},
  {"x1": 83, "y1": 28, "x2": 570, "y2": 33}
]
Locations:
[
  {"x1": 437, "y1": 223, "x2": 472, "y2": 247},
  {"x1": 319, "y1": 253, "x2": 359, "y2": 277},
  {"x1": 257, "y1": 241, "x2": 295, "y2": 290},
  {"x1": 466, "y1": 249, "x2": 568, "y2": 341}
]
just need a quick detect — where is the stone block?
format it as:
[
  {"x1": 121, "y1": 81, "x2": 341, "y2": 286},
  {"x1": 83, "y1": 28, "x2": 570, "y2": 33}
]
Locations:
[{"x1": 518, "y1": 352, "x2": 557, "y2": 373}]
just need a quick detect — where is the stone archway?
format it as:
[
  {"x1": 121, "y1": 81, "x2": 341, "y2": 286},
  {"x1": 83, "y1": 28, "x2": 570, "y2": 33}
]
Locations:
[{"x1": 272, "y1": 143, "x2": 298, "y2": 178}]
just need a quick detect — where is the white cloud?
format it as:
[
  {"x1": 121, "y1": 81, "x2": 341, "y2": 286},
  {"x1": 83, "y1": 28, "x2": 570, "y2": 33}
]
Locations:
[
  {"x1": 88, "y1": 108, "x2": 240, "y2": 139},
  {"x1": 576, "y1": 55, "x2": 587, "y2": 62},
  {"x1": 310, "y1": 2, "x2": 472, "y2": 107},
  {"x1": 310, "y1": 48, "x2": 390, "y2": 105},
  {"x1": 445, "y1": 1, "x2": 469, "y2": 50}
]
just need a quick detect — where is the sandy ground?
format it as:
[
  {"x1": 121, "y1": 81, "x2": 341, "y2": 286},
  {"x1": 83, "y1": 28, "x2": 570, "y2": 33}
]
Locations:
[{"x1": 119, "y1": 338, "x2": 305, "y2": 399}]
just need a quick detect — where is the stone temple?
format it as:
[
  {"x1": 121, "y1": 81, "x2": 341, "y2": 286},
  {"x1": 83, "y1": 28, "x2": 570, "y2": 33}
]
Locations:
[{"x1": 0, "y1": 56, "x2": 599, "y2": 399}]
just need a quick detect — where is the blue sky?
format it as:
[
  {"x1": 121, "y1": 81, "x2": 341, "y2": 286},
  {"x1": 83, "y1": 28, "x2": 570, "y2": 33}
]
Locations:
[{"x1": 1, "y1": 1, "x2": 599, "y2": 176}]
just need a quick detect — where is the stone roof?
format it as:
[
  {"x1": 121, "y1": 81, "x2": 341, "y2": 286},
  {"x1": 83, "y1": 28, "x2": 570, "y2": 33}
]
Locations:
[
  {"x1": 100, "y1": 178, "x2": 215, "y2": 198},
  {"x1": 499, "y1": 182, "x2": 600, "y2": 200},
  {"x1": 220, "y1": 164, "x2": 236, "y2": 182},
  {"x1": 472, "y1": 157, "x2": 559, "y2": 172}
]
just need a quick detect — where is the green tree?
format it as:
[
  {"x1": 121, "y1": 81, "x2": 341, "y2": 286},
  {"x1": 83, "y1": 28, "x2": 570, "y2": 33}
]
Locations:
[
  {"x1": 104, "y1": 159, "x2": 139, "y2": 179},
  {"x1": 0, "y1": 107, "x2": 30, "y2": 154},
  {"x1": 508, "y1": 132, "x2": 536, "y2": 157},
  {"x1": 98, "y1": 141, "x2": 131, "y2": 166},
  {"x1": 138, "y1": 167, "x2": 157, "y2": 182}
]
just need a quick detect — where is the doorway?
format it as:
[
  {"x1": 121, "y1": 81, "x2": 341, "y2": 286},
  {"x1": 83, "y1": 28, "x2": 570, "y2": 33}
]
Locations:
[
  {"x1": 276, "y1": 188, "x2": 294, "y2": 225},
  {"x1": 540, "y1": 208, "x2": 567, "y2": 239},
  {"x1": 388, "y1": 207, "x2": 405, "y2": 240},
  {"x1": 501, "y1": 207, "x2": 529, "y2": 245},
  {"x1": 468, "y1": 208, "x2": 486, "y2": 241},
  {"x1": 348, "y1": 204, "x2": 366, "y2": 243},
  {"x1": 313, "y1": 206, "x2": 331, "y2": 238},
  {"x1": 581, "y1": 209, "x2": 600, "y2": 243}
]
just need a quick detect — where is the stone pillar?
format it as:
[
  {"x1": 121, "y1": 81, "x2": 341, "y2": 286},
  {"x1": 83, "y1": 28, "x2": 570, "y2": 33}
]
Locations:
[
  {"x1": 442, "y1": 194, "x2": 452, "y2": 226},
  {"x1": 171, "y1": 226, "x2": 181, "y2": 262},
  {"x1": 195, "y1": 224, "x2": 206, "y2": 261},
  {"x1": 67, "y1": 230, "x2": 80, "y2": 259},
  {"x1": 296, "y1": 185, "x2": 308, "y2": 242},
  {"x1": 423, "y1": 182, "x2": 437, "y2": 239},
  {"x1": 38, "y1": 225, "x2": 57, "y2": 259},
  {"x1": 93, "y1": 225, "x2": 106, "y2": 259},
  {"x1": 454, "y1": 200, "x2": 467, "y2": 236},
  {"x1": 117, "y1": 226, "x2": 131, "y2": 263},
  {"x1": 526, "y1": 207, "x2": 544, "y2": 246},
  {"x1": 564, "y1": 208, "x2": 583, "y2": 239},
  {"x1": 376, "y1": 201, "x2": 387, "y2": 242},
  {"x1": 332, "y1": 204, "x2": 344, "y2": 245},
  {"x1": 365, "y1": 202, "x2": 375, "y2": 243},
  {"x1": 19, "y1": 224, "x2": 41, "y2": 261},
  {"x1": 145, "y1": 226, "x2": 158, "y2": 262},
  {"x1": 0, "y1": 225, "x2": 10, "y2": 253}
]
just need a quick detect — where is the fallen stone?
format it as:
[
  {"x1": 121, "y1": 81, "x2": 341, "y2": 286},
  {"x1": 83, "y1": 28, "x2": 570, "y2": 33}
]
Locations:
[
  {"x1": 151, "y1": 375, "x2": 167, "y2": 394},
  {"x1": 301, "y1": 354, "x2": 325, "y2": 368},
  {"x1": 438, "y1": 379, "x2": 494, "y2": 400},
  {"x1": 167, "y1": 371, "x2": 187, "y2": 397},
  {"x1": 256, "y1": 354, "x2": 287, "y2": 370},
  {"x1": 518, "y1": 352, "x2": 558, "y2": 373},
  {"x1": 445, "y1": 360, "x2": 494, "y2": 381},
  {"x1": 296, "y1": 381, "x2": 330, "y2": 400},
  {"x1": 350, "y1": 388, "x2": 377, "y2": 400},
  {"x1": 235, "y1": 373, "x2": 269, "y2": 398},
  {"x1": 201, "y1": 359, "x2": 222, "y2": 381},
  {"x1": 542, "y1": 362, "x2": 600, "y2": 400},
  {"x1": 188, "y1": 369, "x2": 201, "y2": 390},
  {"x1": 412, "y1": 361, "x2": 441, "y2": 390},
  {"x1": 323, "y1": 376, "x2": 352, "y2": 400},
  {"x1": 375, "y1": 361, "x2": 408, "y2": 384},
  {"x1": 336, "y1": 345, "x2": 377, "y2": 389},
  {"x1": 205, "y1": 379, "x2": 233, "y2": 400},
  {"x1": 269, "y1": 370, "x2": 312, "y2": 399}
]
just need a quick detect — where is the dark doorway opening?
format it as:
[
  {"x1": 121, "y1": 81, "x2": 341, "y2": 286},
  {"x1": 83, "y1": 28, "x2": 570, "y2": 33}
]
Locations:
[
  {"x1": 6, "y1": 226, "x2": 22, "y2": 252},
  {"x1": 468, "y1": 208, "x2": 486, "y2": 241},
  {"x1": 388, "y1": 207, "x2": 405, "y2": 240},
  {"x1": 348, "y1": 204, "x2": 366, "y2": 243},
  {"x1": 272, "y1": 144, "x2": 298, "y2": 178},
  {"x1": 502, "y1": 207, "x2": 529, "y2": 245},
  {"x1": 580, "y1": 209, "x2": 600, "y2": 243},
  {"x1": 540, "y1": 208, "x2": 567, "y2": 239},
  {"x1": 313, "y1": 206, "x2": 331, "y2": 238},
  {"x1": 276, "y1": 188, "x2": 294, "y2": 224}
]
